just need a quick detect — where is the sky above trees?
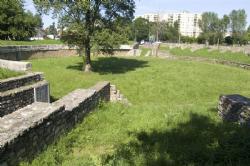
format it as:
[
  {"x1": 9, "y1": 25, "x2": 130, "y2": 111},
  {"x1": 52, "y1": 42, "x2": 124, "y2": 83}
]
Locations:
[{"x1": 24, "y1": 0, "x2": 250, "y2": 28}]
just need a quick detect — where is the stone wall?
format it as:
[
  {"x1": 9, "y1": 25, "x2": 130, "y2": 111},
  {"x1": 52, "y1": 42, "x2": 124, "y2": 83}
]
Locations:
[
  {"x1": 0, "y1": 45, "x2": 134, "y2": 61},
  {"x1": 0, "y1": 72, "x2": 43, "y2": 92},
  {"x1": 0, "y1": 80, "x2": 49, "y2": 117},
  {"x1": 0, "y1": 45, "x2": 78, "y2": 60},
  {"x1": 0, "y1": 81, "x2": 110, "y2": 166}
]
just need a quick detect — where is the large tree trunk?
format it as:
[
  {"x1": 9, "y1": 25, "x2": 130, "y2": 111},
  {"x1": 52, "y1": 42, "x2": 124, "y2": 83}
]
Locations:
[
  {"x1": 83, "y1": 9, "x2": 92, "y2": 72},
  {"x1": 83, "y1": 37, "x2": 92, "y2": 72}
]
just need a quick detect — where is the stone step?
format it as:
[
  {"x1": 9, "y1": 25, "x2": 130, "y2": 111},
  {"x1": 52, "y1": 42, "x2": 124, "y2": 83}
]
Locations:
[
  {"x1": 0, "y1": 72, "x2": 44, "y2": 92},
  {"x1": 0, "y1": 80, "x2": 49, "y2": 117}
]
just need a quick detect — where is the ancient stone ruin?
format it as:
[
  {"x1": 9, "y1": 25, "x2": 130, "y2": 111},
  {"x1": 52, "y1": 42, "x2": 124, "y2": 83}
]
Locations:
[
  {"x1": 0, "y1": 72, "x2": 49, "y2": 117},
  {"x1": 0, "y1": 70, "x2": 129, "y2": 165},
  {"x1": 218, "y1": 94, "x2": 250, "y2": 126}
]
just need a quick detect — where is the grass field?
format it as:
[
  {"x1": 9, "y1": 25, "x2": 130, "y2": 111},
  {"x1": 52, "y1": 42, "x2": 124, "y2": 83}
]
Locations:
[
  {"x1": 160, "y1": 45, "x2": 250, "y2": 64},
  {"x1": 0, "y1": 39, "x2": 63, "y2": 46},
  {"x1": 0, "y1": 68, "x2": 22, "y2": 80},
  {"x1": 21, "y1": 56, "x2": 250, "y2": 166}
]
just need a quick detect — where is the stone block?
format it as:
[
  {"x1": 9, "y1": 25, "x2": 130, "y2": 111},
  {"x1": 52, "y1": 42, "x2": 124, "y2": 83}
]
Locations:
[
  {"x1": 34, "y1": 82, "x2": 50, "y2": 103},
  {"x1": 218, "y1": 94, "x2": 250, "y2": 121},
  {"x1": 0, "y1": 59, "x2": 32, "y2": 71}
]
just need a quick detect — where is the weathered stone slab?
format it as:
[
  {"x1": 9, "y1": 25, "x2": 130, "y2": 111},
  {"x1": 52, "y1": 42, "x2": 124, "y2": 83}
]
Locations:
[
  {"x1": 218, "y1": 94, "x2": 250, "y2": 121},
  {"x1": 53, "y1": 89, "x2": 96, "y2": 111},
  {"x1": 0, "y1": 59, "x2": 32, "y2": 71},
  {"x1": 90, "y1": 81, "x2": 110, "y2": 102},
  {"x1": 34, "y1": 82, "x2": 50, "y2": 103}
]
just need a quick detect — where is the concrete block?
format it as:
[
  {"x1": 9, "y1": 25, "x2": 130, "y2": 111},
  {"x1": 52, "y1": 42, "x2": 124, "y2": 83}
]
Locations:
[{"x1": 0, "y1": 59, "x2": 31, "y2": 71}]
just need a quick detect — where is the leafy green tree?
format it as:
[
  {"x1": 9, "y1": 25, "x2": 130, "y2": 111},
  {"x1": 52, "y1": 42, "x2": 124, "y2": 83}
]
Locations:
[
  {"x1": 0, "y1": 0, "x2": 42, "y2": 40},
  {"x1": 229, "y1": 9, "x2": 247, "y2": 45},
  {"x1": 199, "y1": 12, "x2": 220, "y2": 45},
  {"x1": 48, "y1": 22, "x2": 57, "y2": 39},
  {"x1": 246, "y1": 26, "x2": 250, "y2": 42},
  {"x1": 34, "y1": 0, "x2": 135, "y2": 72},
  {"x1": 199, "y1": 12, "x2": 230, "y2": 45},
  {"x1": 164, "y1": 21, "x2": 180, "y2": 42},
  {"x1": 149, "y1": 21, "x2": 179, "y2": 42},
  {"x1": 181, "y1": 36, "x2": 197, "y2": 44},
  {"x1": 132, "y1": 17, "x2": 150, "y2": 42}
]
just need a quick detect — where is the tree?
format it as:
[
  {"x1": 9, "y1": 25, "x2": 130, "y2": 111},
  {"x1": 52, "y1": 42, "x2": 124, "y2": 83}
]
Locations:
[
  {"x1": 247, "y1": 26, "x2": 250, "y2": 42},
  {"x1": 199, "y1": 12, "x2": 230, "y2": 45},
  {"x1": 199, "y1": 12, "x2": 220, "y2": 45},
  {"x1": 0, "y1": 0, "x2": 42, "y2": 40},
  {"x1": 48, "y1": 22, "x2": 57, "y2": 39},
  {"x1": 165, "y1": 21, "x2": 180, "y2": 42},
  {"x1": 229, "y1": 9, "x2": 247, "y2": 45},
  {"x1": 132, "y1": 17, "x2": 150, "y2": 42},
  {"x1": 149, "y1": 21, "x2": 179, "y2": 42},
  {"x1": 34, "y1": 0, "x2": 135, "y2": 72}
]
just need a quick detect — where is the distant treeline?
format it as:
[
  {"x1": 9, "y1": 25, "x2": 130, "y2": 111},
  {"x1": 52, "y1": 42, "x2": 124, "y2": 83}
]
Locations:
[{"x1": 131, "y1": 9, "x2": 250, "y2": 45}]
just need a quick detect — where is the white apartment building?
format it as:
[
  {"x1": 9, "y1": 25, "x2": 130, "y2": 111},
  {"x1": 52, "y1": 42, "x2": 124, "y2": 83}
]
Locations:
[{"x1": 139, "y1": 11, "x2": 202, "y2": 38}]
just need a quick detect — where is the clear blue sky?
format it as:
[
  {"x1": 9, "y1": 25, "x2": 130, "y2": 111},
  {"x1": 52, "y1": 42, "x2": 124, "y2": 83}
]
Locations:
[{"x1": 24, "y1": 0, "x2": 250, "y2": 28}]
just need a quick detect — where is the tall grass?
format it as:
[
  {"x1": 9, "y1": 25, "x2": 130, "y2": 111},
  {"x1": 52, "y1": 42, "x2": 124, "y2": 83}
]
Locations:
[{"x1": 0, "y1": 68, "x2": 23, "y2": 80}]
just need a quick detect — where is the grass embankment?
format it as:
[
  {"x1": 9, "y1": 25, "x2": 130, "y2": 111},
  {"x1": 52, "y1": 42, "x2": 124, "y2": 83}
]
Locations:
[
  {"x1": 160, "y1": 45, "x2": 250, "y2": 64},
  {"x1": 0, "y1": 39, "x2": 63, "y2": 46},
  {"x1": 0, "y1": 68, "x2": 22, "y2": 80},
  {"x1": 21, "y1": 56, "x2": 250, "y2": 166}
]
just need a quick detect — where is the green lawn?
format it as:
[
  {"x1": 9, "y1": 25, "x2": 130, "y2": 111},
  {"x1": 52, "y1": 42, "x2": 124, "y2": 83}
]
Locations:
[
  {"x1": 160, "y1": 45, "x2": 250, "y2": 64},
  {"x1": 22, "y1": 56, "x2": 250, "y2": 166},
  {"x1": 0, "y1": 39, "x2": 63, "y2": 46},
  {"x1": 0, "y1": 68, "x2": 22, "y2": 80}
]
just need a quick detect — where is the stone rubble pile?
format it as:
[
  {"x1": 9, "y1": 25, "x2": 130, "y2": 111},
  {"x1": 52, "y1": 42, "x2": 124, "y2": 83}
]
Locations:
[
  {"x1": 218, "y1": 94, "x2": 250, "y2": 125},
  {"x1": 110, "y1": 84, "x2": 131, "y2": 106}
]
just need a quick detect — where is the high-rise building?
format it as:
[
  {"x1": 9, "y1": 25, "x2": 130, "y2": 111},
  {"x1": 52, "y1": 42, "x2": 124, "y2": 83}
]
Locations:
[{"x1": 138, "y1": 11, "x2": 202, "y2": 38}]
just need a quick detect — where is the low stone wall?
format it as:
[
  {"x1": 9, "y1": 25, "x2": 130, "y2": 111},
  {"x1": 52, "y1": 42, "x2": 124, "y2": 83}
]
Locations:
[
  {"x1": 0, "y1": 102, "x2": 65, "y2": 166},
  {"x1": 0, "y1": 45, "x2": 78, "y2": 60},
  {"x1": 0, "y1": 80, "x2": 49, "y2": 117},
  {"x1": 0, "y1": 72, "x2": 43, "y2": 92},
  {"x1": 0, "y1": 81, "x2": 110, "y2": 166},
  {"x1": 0, "y1": 45, "x2": 134, "y2": 60}
]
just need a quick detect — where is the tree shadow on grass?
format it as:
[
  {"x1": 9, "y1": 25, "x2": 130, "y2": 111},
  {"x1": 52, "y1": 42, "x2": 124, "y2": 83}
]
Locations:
[
  {"x1": 103, "y1": 110, "x2": 250, "y2": 166},
  {"x1": 66, "y1": 57, "x2": 148, "y2": 74}
]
